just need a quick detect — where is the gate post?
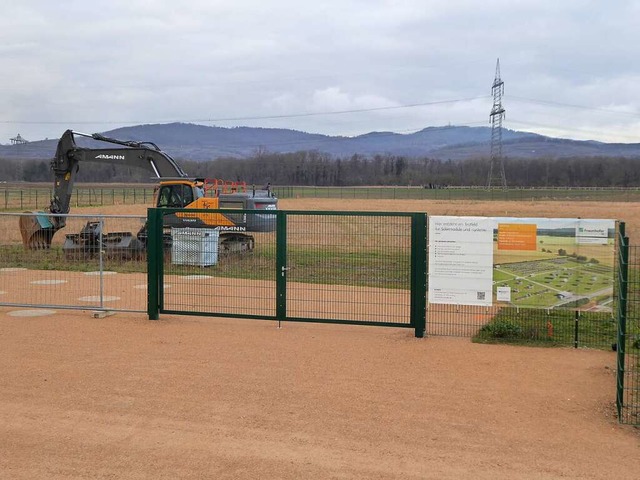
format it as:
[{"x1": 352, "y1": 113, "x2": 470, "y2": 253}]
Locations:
[
  {"x1": 616, "y1": 222, "x2": 629, "y2": 420},
  {"x1": 276, "y1": 211, "x2": 287, "y2": 322},
  {"x1": 147, "y1": 208, "x2": 163, "y2": 320},
  {"x1": 411, "y1": 213, "x2": 427, "y2": 338}
]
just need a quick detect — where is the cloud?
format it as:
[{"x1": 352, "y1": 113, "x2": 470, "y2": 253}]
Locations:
[
  {"x1": 0, "y1": 0, "x2": 638, "y2": 144},
  {"x1": 309, "y1": 87, "x2": 395, "y2": 112}
]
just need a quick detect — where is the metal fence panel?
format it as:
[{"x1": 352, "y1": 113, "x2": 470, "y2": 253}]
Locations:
[
  {"x1": 426, "y1": 303, "x2": 616, "y2": 346},
  {"x1": 158, "y1": 210, "x2": 277, "y2": 319},
  {"x1": 285, "y1": 212, "x2": 413, "y2": 326},
  {"x1": 426, "y1": 304, "x2": 498, "y2": 337},
  {"x1": 0, "y1": 212, "x2": 147, "y2": 313},
  {"x1": 618, "y1": 240, "x2": 640, "y2": 425}
]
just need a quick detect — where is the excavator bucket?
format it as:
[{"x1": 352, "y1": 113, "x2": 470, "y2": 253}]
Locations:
[{"x1": 19, "y1": 212, "x2": 57, "y2": 249}]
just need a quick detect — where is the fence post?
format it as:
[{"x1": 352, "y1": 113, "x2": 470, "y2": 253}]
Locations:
[
  {"x1": 276, "y1": 211, "x2": 287, "y2": 322},
  {"x1": 147, "y1": 208, "x2": 162, "y2": 320},
  {"x1": 616, "y1": 222, "x2": 629, "y2": 421},
  {"x1": 99, "y1": 217, "x2": 105, "y2": 309},
  {"x1": 411, "y1": 213, "x2": 427, "y2": 338}
]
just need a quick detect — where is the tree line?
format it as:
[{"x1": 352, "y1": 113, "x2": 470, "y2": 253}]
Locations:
[{"x1": 1, "y1": 151, "x2": 640, "y2": 187}]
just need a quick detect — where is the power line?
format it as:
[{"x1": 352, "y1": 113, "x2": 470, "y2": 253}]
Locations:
[
  {"x1": 188, "y1": 97, "x2": 490, "y2": 123},
  {"x1": 0, "y1": 96, "x2": 489, "y2": 126}
]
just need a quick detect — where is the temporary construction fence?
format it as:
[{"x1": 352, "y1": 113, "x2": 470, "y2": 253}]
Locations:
[{"x1": 0, "y1": 212, "x2": 148, "y2": 313}]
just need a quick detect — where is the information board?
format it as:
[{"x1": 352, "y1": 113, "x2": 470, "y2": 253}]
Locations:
[{"x1": 428, "y1": 216, "x2": 615, "y2": 311}]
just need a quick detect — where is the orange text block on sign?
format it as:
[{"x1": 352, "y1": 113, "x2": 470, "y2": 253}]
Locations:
[{"x1": 497, "y1": 223, "x2": 537, "y2": 251}]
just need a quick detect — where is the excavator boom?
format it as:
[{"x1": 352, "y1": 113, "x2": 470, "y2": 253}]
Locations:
[{"x1": 21, "y1": 130, "x2": 188, "y2": 249}]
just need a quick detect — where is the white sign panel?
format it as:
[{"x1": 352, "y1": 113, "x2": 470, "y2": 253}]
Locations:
[
  {"x1": 428, "y1": 216, "x2": 494, "y2": 306},
  {"x1": 575, "y1": 221, "x2": 610, "y2": 245},
  {"x1": 496, "y1": 286, "x2": 511, "y2": 302}
]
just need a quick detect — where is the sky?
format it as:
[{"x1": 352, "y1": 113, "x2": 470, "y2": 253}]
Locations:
[{"x1": 1, "y1": 0, "x2": 639, "y2": 145}]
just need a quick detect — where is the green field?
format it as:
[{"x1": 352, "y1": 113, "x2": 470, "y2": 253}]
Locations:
[
  {"x1": 494, "y1": 257, "x2": 613, "y2": 310},
  {"x1": 0, "y1": 243, "x2": 411, "y2": 290}
]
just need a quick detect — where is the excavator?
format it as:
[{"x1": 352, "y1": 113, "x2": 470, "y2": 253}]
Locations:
[{"x1": 19, "y1": 129, "x2": 277, "y2": 258}]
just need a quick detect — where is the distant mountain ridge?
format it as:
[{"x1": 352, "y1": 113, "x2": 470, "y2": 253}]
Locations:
[{"x1": 1, "y1": 122, "x2": 640, "y2": 161}]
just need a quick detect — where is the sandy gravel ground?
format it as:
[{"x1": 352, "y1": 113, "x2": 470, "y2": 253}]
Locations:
[
  {"x1": 0, "y1": 311, "x2": 638, "y2": 480},
  {"x1": 1, "y1": 197, "x2": 639, "y2": 478}
]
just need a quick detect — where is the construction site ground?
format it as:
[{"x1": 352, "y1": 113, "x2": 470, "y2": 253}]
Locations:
[{"x1": 1, "y1": 198, "x2": 639, "y2": 479}]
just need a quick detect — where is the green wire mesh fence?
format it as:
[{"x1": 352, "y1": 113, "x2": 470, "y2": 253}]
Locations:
[{"x1": 617, "y1": 241, "x2": 640, "y2": 425}]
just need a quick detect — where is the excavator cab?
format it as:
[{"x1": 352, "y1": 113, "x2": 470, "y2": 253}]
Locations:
[
  {"x1": 153, "y1": 179, "x2": 276, "y2": 254},
  {"x1": 156, "y1": 183, "x2": 198, "y2": 208}
]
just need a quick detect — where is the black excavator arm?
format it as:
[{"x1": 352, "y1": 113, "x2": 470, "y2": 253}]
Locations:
[
  {"x1": 50, "y1": 130, "x2": 187, "y2": 219},
  {"x1": 20, "y1": 129, "x2": 189, "y2": 248}
]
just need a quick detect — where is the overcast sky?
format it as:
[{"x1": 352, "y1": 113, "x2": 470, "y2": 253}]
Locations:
[{"x1": 1, "y1": 0, "x2": 639, "y2": 145}]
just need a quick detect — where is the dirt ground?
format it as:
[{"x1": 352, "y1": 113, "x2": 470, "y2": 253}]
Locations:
[
  {"x1": 279, "y1": 198, "x2": 640, "y2": 241},
  {"x1": 86, "y1": 198, "x2": 640, "y2": 240},
  {"x1": 1, "y1": 197, "x2": 639, "y2": 479}
]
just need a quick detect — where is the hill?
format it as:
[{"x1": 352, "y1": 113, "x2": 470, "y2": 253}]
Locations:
[{"x1": 1, "y1": 123, "x2": 640, "y2": 161}]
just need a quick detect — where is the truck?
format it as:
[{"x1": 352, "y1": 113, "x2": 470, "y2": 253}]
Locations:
[{"x1": 19, "y1": 129, "x2": 277, "y2": 259}]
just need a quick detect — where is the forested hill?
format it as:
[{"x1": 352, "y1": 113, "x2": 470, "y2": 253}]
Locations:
[{"x1": 2, "y1": 122, "x2": 640, "y2": 161}]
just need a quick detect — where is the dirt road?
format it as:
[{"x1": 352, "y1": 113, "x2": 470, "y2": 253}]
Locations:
[{"x1": 0, "y1": 310, "x2": 638, "y2": 479}]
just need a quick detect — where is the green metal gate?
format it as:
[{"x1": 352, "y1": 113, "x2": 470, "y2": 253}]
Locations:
[{"x1": 147, "y1": 208, "x2": 426, "y2": 337}]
